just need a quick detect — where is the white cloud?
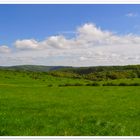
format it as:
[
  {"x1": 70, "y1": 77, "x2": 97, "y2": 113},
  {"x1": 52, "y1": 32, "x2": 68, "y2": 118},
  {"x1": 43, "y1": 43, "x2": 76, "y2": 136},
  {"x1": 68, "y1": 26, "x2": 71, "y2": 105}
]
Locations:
[
  {"x1": 77, "y1": 23, "x2": 112, "y2": 44},
  {"x1": 2, "y1": 23, "x2": 140, "y2": 66},
  {"x1": 14, "y1": 36, "x2": 74, "y2": 50},
  {"x1": 14, "y1": 39, "x2": 40, "y2": 50},
  {"x1": 76, "y1": 23, "x2": 140, "y2": 46},
  {"x1": 126, "y1": 12, "x2": 138, "y2": 17},
  {"x1": 46, "y1": 35, "x2": 74, "y2": 49},
  {"x1": 79, "y1": 56, "x2": 88, "y2": 61},
  {"x1": 0, "y1": 45, "x2": 11, "y2": 53},
  {"x1": 14, "y1": 23, "x2": 140, "y2": 51}
]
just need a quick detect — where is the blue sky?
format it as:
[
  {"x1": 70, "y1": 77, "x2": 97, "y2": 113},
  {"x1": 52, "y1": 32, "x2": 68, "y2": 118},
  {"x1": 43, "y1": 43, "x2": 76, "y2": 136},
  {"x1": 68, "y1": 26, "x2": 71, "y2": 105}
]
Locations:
[
  {"x1": 0, "y1": 4, "x2": 140, "y2": 46},
  {"x1": 1, "y1": 4, "x2": 140, "y2": 66}
]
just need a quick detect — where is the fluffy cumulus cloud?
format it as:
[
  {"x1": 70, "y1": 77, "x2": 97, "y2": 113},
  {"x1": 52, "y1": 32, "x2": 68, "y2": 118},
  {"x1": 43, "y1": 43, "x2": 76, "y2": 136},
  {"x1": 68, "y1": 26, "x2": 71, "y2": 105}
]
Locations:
[
  {"x1": 14, "y1": 39, "x2": 39, "y2": 50},
  {"x1": 14, "y1": 35, "x2": 74, "y2": 50},
  {"x1": 0, "y1": 45, "x2": 11, "y2": 53},
  {"x1": 46, "y1": 35, "x2": 75, "y2": 49},
  {"x1": 76, "y1": 23, "x2": 112, "y2": 45},
  {"x1": 1, "y1": 23, "x2": 140, "y2": 66}
]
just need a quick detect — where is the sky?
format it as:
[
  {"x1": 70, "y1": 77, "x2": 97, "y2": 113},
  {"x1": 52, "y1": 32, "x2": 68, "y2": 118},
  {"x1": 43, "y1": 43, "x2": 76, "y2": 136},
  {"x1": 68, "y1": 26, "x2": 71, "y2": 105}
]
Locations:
[{"x1": 1, "y1": 4, "x2": 140, "y2": 66}]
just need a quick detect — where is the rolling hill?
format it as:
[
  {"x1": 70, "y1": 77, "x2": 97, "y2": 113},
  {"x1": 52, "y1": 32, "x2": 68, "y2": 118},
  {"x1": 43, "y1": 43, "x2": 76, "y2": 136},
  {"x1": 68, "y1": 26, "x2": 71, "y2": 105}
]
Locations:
[{"x1": 0, "y1": 65, "x2": 71, "y2": 72}]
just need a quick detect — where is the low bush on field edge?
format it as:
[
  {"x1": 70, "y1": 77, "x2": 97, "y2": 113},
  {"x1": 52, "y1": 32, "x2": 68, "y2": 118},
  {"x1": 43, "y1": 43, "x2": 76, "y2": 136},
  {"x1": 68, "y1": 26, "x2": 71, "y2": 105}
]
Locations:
[{"x1": 58, "y1": 82, "x2": 140, "y2": 87}]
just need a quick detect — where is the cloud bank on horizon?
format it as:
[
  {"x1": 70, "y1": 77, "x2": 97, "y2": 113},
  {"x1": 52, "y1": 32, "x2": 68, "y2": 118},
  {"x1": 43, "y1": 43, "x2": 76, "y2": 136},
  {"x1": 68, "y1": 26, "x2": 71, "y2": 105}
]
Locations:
[{"x1": 1, "y1": 23, "x2": 140, "y2": 66}]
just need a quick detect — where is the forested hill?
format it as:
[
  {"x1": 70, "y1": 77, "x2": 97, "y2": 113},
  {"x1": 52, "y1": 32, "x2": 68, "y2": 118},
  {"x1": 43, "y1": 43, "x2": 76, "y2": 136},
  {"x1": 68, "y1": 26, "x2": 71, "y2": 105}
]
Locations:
[
  {"x1": 0, "y1": 65, "x2": 71, "y2": 72},
  {"x1": 56, "y1": 65, "x2": 140, "y2": 74},
  {"x1": 49, "y1": 65, "x2": 140, "y2": 81},
  {"x1": 1, "y1": 64, "x2": 140, "y2": 81},
  {"x1": 1, "y1": 65, "x2": 140, "y2": 73}
]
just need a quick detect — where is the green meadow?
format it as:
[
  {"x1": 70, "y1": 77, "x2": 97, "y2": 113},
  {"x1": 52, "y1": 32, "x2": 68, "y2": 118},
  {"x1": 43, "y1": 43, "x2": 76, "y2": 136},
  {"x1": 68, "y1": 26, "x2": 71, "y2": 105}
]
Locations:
[{"x1": 0, "y1": 69, "x2": 140, "y2": 136}]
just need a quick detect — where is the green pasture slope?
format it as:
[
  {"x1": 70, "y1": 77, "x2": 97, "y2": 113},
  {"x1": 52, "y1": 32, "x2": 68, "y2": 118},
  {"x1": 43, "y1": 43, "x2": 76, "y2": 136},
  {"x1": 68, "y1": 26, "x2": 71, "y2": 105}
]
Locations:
[{"x1": 0, "y1": 70, "x2": 140, "y2": 136}]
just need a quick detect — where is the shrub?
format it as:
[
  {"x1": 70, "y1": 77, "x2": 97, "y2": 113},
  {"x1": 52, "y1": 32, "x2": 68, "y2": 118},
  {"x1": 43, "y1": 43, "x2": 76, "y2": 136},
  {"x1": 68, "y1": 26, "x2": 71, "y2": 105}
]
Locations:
[
  {"x1": 48, "y1": 84, "x2": 53, "y2": 87},
  {"x1": 59, "y1": 83, "x2": 84, "y2": 87},
  {"x1": 91, "y1": 82, "x2": 100, "y2": 86},
  {"x1": 58, "y1": 84, "x2": 63, "y2": 87},
  {"x1": 128, "y1": 83, "x2": 140, "y2": 86},
  {"x1": 85, "y1": 82, "x2": 100, "y2": 86},
  {"x1": 103, "y1": 83, "x2": 118, "y2": 86},
  {"x1": 64, "y1": 83, "x2": 73, "y2": 86},
  {"x1": 118, "y1": 83, "x2": 129, "y2": 86},
  {"x1": 86, "y1": 83, "x2": 92, "y2": 86},
  {"x1": 103, "y1": 82, "x2": 140, "y2": 86},
  {"x1": 74, "y1": 83, "x2": 83, "y2": 86}
]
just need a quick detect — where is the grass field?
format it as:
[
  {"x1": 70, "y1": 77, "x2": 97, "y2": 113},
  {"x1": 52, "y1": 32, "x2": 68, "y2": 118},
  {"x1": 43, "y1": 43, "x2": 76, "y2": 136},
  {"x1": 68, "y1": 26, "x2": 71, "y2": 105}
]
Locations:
[{"x1": 0, "y1": 70, "x2": 140, "y2": 136}]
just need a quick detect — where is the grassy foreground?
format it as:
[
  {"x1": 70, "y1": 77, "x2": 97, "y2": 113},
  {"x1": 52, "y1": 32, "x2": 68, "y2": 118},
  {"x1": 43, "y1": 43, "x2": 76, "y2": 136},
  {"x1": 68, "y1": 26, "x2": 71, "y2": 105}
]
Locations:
[
  {"x1": 0, "y1": 70, "x2": 140, "y2": 136},
  {"x1": 0, "y1": 85, "x2": 140, "y2": 135}
]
